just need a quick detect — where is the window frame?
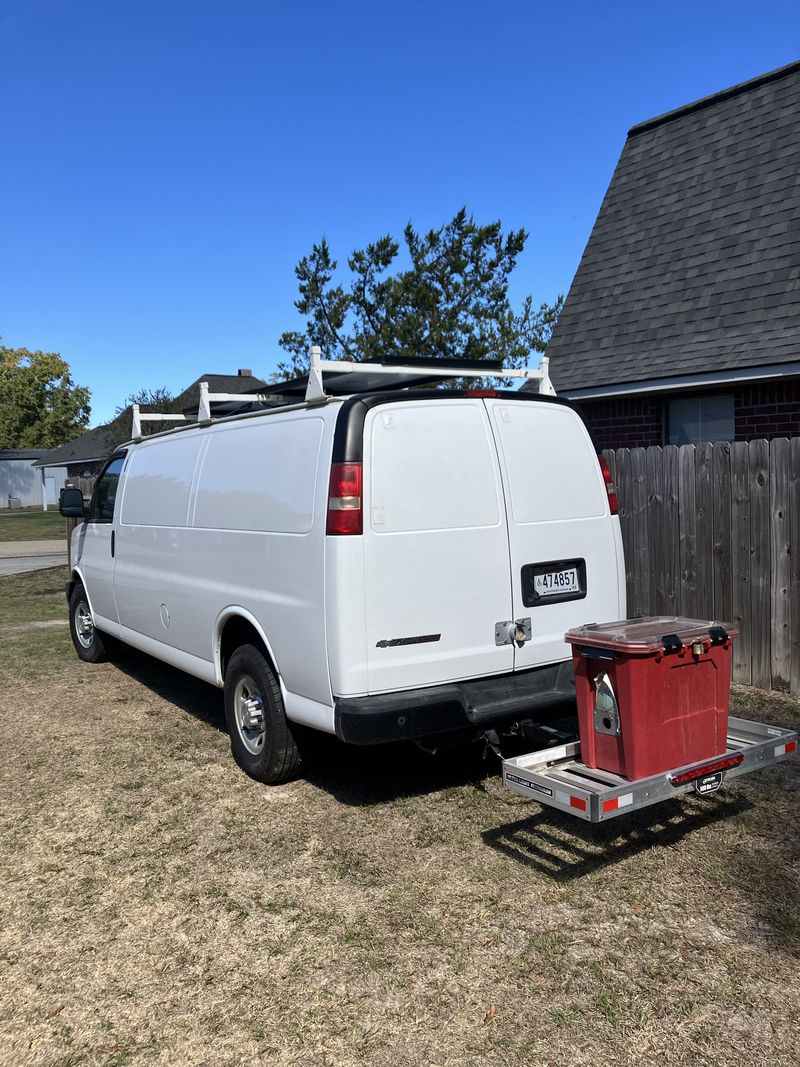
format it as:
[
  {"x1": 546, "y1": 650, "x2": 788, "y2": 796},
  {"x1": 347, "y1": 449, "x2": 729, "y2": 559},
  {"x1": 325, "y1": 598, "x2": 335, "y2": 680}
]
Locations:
[
  {"x1": 88, "y1": 452, "x2": 127, "y2": 525},
  {"x1": 665, "y1": 393, "x2": 734, "y2": 446}
]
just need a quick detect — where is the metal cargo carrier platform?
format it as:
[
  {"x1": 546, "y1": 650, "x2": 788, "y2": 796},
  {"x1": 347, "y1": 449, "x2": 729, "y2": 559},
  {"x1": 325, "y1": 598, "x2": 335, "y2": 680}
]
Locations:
[{"x1": 502, "y1": 716, "x2": 797, "y2": 823}]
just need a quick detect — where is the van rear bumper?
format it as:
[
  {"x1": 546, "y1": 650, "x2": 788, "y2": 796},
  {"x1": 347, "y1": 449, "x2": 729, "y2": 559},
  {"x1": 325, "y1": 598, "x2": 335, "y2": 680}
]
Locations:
[{"x1": 334, "y1": 661, "x2": 575, "y2": 745}]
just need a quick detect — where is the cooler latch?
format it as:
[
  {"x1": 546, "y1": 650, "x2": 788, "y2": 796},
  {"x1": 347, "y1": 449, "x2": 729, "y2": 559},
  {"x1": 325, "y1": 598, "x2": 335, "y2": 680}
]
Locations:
[
  {"x1": 708, "y1": 626, "x2": 729, "y2": 646},
  {"x1": 661, "y1": 633, "x2": 683, "y2": 654}
]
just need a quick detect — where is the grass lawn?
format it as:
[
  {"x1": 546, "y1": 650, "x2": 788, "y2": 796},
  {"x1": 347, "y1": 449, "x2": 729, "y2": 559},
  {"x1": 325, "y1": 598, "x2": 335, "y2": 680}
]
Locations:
[
  {"x1": 1, "y1": 567, "x2": 799, "y2": 1067},
  {"x1": 0, "y1": 509, "x2": 67, "y2": 542}
]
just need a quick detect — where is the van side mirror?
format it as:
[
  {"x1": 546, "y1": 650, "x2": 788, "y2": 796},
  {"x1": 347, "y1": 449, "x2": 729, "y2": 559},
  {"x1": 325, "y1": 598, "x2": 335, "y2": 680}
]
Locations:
[{"x1": 60, "y1": 487, "x2": 88, "y2": 518}]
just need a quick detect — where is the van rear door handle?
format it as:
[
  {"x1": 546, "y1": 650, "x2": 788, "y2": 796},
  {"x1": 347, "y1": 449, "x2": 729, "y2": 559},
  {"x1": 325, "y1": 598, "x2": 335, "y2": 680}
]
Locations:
[{"x1": 111, "y1": 530, "x2": 115, "y2": 557}]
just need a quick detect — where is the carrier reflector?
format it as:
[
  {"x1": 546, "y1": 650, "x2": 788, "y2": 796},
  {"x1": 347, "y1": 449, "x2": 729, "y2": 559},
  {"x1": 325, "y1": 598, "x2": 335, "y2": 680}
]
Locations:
[
  {"x1": 555, "y1": 789, "x2": 587, "y2": 811},
  {"x1": 668, "y1": 752, "x2": 743, "y2": 786},
  {"x1": 598, "y1": 455, "x2": 619, "y2": 515},
  {"x1": 327, "y1": 463, "x2": 363, "y2": 535},
  {"x1": 601, "y1": 793, "x2": 633, "y2": 813},
  {"x1": 774, "y1": 740, "x2": 796, "y2": 757}
]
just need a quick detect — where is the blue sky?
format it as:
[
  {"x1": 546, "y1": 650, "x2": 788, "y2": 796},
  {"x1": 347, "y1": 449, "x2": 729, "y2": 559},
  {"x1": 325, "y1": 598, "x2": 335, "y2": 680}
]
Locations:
[{"x1": 2, "y1": 0, "x2": 799, "y2": 425}]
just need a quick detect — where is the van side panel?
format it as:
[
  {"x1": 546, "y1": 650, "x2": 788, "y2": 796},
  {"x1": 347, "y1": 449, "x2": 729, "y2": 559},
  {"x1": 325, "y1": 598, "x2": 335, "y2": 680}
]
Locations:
[
  {"x1": 114, "y1": 413, "x2": 335, "y2": 709},
  {"x1": 115, "y1": 435, "x2": 206, "y2": 653}
]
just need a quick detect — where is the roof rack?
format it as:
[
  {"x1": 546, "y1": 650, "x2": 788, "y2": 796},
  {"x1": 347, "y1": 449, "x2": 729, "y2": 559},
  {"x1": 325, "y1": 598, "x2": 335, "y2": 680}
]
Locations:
[
  {"x1": 129, "y1": 347, "x2": 557, "y2": 439},
  {"x1": 130, "y1": 381, "x2": 282, "y2": 438},
  {"x1": 305, "y1": 346, "x2": 555, "y2": 401}
]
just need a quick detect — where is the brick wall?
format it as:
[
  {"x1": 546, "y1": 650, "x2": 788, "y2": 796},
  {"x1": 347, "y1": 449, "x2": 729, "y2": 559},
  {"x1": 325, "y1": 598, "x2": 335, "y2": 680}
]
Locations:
[
  {"x1": 574, "y1": 396, "x2": 663, "y2": 450},
  {"x1": 574, "y1": 378, "x2": 799, "y2": 449},
  {"x1": 734, "y1": 379, "x2": 800, "y2": 440}
]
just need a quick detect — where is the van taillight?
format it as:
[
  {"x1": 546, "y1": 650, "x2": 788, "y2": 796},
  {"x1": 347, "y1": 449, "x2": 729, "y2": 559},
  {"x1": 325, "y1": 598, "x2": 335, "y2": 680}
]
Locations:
[
  {"x1": 327, "y1": 463, "x2": 363, "y2": 535},
  {"x1": 598, "y1": 455, "x2": 619, "y2": 515}
]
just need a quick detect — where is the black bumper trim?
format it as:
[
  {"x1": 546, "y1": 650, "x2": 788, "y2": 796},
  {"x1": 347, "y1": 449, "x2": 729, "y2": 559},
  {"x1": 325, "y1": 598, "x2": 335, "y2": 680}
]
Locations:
[{"x1": 334, "y1": 662, "x2": 575, "y2": 745}]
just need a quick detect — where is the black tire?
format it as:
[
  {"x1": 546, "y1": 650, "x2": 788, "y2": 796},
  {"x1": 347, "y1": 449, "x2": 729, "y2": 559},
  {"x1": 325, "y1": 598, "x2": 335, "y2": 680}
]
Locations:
[
  {"x1": 68, "y1": 584, "x2": 118, "y2": 663},
  {"x1": 224, "y1": 644, "x2": 301, "y2": 784}
]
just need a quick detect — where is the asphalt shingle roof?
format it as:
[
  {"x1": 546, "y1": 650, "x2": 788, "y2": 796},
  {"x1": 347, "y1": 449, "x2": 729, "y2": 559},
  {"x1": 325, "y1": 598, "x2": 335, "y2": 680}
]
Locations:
[{"x1": 542, "y1": 60, "x2": 800, "y2": 393}]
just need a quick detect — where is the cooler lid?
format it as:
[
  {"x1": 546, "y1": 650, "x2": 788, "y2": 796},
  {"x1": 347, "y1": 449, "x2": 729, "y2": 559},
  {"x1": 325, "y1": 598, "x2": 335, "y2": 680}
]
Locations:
[{"x1": 565, "y1": 616, "x2": 739, "y2": 653}]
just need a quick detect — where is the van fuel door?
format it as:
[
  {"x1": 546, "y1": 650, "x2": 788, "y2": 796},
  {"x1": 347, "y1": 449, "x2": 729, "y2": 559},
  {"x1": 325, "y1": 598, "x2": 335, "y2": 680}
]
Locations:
[{"x1": 495, "y1": 618, "x2": 532, "y2": 647}]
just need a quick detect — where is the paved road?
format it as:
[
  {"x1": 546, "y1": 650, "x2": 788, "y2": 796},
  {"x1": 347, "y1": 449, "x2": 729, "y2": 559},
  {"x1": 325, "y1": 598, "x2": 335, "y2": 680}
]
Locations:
[{"x1": 0, "y1": 554, "x2": 67, "y2": 577}]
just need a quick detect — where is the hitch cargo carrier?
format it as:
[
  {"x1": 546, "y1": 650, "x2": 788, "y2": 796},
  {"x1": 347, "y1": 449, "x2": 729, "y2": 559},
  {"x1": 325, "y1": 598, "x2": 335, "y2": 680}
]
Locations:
[{"x1": 502, "y1": 716, "x2": 797, "y2": 823}]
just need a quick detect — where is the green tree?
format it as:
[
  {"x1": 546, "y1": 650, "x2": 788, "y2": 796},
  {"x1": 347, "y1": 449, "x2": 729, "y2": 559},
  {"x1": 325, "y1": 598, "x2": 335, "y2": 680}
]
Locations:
[
  {"x1": 277, "y1": 208, "x2": 563, "y2": 378},
  {"x1": 114, "y1": 386, "x2": 175, "y2": 417},
  {"x1": 0, "y1": 345, "x2": 91, "y2": 449}
]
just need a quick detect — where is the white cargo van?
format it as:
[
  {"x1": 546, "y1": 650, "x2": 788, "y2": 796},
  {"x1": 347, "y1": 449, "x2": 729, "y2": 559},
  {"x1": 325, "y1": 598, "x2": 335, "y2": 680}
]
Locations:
[{"x1": 61, "y1": 353, "x2": 625, "y2": 783}]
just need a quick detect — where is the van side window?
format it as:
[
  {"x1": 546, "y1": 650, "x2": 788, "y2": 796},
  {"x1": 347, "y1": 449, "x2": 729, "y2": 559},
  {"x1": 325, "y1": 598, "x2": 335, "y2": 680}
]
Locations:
[{"x1": 89, "y1": 456, "x2": 125, "y2": 524}]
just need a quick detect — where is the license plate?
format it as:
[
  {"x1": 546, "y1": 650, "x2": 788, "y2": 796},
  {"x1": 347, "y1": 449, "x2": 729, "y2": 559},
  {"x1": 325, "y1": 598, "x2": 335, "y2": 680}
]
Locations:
[
  {"x1": 534, "y1": 568, "x2": 579, "y2": 597},
  {"x1": 522, "y1": 559, "x2": 586, "y2": 608},
  {"x1": 694, "y1": 771, "x2": 724, "y2": 795}
]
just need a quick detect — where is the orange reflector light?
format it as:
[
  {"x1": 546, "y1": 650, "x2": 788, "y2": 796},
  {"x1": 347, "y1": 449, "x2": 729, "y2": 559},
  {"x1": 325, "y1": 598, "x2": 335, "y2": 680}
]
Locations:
[
  {"x1": 602, "y1": 797, "x2": 619, "y2": 812},
  {"x1": 787, "y1": 741, "x2": 797, "y2": 753},
  {"x1": 569, "y1": 795, "x2": 587, "y2": 811},
  {"x1": 669, "y1": 752, "x2": 743, "y2": 786}
]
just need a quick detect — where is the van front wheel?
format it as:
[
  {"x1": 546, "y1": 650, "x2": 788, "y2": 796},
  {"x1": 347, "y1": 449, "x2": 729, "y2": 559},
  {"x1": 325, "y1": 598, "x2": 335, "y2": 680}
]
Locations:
[
  {"x1": 68, "y1": 584, "x2": 118, "y2": 663},
  {"x1": 224, "y1": 645, "x2": 300, "y2": 784}
]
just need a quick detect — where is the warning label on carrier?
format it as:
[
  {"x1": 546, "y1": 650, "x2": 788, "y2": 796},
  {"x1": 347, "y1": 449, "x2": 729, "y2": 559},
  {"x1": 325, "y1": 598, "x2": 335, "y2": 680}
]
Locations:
[{"x1": 505, "y1": 773, "x2": 554, "y2": 797}]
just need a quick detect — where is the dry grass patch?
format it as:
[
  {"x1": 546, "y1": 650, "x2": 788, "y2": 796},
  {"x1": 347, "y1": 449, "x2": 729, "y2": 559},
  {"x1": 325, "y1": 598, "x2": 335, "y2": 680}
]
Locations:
[{"x1": 1, "y1": 572, "x2": 799, "y2": 1066}]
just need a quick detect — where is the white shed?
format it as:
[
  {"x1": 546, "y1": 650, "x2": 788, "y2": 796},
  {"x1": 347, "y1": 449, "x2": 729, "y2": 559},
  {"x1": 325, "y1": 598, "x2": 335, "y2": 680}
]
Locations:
[{"x1": 0, "y1": 450, "x2": 68, "y2": 510}]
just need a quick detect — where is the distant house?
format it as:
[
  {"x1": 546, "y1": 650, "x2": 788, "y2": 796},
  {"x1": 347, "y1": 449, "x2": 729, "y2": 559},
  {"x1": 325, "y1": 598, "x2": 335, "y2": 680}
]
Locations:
[
  {"x1": 35, "y1": 370, "x2": 267, "y2": 482},
  {"x1": 0, "y1": 450, "x2": 67, "y2": 510},
  {"x1": 527, "y1": 60, "x2": 800, "y2": 450}
]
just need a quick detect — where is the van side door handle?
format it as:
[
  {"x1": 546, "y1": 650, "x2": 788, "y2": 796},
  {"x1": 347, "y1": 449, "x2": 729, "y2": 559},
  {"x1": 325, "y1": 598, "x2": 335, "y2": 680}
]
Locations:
[{"x1": 111, "y1": 530, "x2": 115, "y2": 557}]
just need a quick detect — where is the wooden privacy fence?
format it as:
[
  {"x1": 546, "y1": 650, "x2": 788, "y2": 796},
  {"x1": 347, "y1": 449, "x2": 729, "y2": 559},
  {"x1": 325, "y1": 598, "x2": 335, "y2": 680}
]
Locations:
[{"x1": 603, "y1": 439, "x2": 799, "y2": 694}]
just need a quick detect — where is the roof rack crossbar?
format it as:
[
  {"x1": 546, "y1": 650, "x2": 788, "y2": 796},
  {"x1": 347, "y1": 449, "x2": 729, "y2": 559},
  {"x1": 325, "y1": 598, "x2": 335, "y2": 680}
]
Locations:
[
  {"x1": 130, "y1": 382, "x2": 283, "y2": 439},
  {"x1": 304, "y1": 346, "x2": 555, "y2": 401}
]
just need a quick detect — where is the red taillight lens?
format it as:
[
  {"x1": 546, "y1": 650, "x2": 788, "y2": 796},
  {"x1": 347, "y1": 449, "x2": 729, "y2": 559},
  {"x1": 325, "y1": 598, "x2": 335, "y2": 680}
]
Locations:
[
  {"x1": 598, "y1": 455, "x2": 619, "y2": 515},
  {"x1": 463, "y1": 389, "x2": 498, "y2": 397},
  {"x1": 669, "y1": 752, "x2": 744, "y2": 786},
  {"x1": 327, "y1": 463, "x2": 363, "y2": 535}
]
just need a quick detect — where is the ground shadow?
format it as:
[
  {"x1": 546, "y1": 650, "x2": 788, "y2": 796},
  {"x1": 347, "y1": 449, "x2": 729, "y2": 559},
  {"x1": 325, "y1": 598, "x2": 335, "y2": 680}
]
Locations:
[
  {"x1": 110, "y1": 648, "x2": 496, "y2": 802},
  {"x1": 300, "y1": 732, "x2": 494, "y2": 805},
  {"x1": 482, "y1": 792, "x2": 752, "y2": 880},
  {"x1": 112, "y1": 645, "x2": 226, "y2": 732}
]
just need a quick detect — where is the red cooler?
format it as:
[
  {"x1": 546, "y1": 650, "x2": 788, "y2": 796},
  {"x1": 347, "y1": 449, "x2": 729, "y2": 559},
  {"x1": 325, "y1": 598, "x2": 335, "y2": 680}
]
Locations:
[{"x1": 565, "y1": 617, "x2": 739, "y2": 781}]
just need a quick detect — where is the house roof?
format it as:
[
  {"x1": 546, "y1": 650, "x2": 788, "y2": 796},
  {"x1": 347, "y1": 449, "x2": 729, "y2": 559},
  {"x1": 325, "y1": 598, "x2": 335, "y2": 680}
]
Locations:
[
  {"x1": 0, "y1": 450, "x2": 47, "y2": 461},
  {"x1": 539, "y1": 60, "x2": 800, "y2": 395},
  {"x1": 35, "y1": 372, "x2": 268, "y2": 468}
]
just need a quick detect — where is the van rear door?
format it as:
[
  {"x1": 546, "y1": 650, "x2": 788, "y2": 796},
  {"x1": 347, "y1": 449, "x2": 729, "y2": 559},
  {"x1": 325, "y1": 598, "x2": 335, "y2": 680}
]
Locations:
[
  {"x1": 484, "y1": 398, "x2": 623, "y2": 670},
  {"x1": 362, "y1": 398, "x2": 514, "y2": 693}
]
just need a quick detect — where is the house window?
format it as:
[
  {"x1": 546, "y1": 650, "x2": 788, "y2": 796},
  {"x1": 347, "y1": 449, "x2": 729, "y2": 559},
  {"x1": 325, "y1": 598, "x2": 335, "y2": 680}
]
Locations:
[{"x1": 666, "y1": 394, "x2": 734, "y2": 445}]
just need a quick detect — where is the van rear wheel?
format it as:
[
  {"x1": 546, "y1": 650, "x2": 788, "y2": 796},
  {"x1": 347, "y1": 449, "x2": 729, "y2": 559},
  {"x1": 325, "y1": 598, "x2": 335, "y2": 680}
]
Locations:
[{"x1": 224, "y1": 644, "x2": 300, "y2": 784}]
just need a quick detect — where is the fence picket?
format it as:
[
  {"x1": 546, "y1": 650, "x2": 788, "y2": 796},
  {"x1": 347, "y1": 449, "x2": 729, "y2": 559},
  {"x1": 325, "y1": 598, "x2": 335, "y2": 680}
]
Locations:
[
  {"x1": 678, "y1": 445, "x2": 698, "y2": 617},
  {"x1": 769, "y1": 439, "x2": 791, "y2": 691},
  {"x1": 790, "y1": 438, "x2": 800, "y2": 695},
  {"x1": 726, "y1": 443, "x2": 752, "y2": 682},
  {"x1": 629, "y1": 448, "x2": 650, "y2": 617},
  {"x1": 749, "y1": 440, "x2": 771, "y2": 689},
  {"x1": 695, "y1": 442, "x2": 713, "y2": 618},
  {"x1": 711, "y1": 442, "x2": 733, "y2": 626}
]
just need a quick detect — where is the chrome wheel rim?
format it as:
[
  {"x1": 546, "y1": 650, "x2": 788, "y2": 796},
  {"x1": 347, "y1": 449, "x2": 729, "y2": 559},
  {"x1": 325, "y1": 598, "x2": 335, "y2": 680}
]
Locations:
[
  {"x1": 75, "y1": 601, "x2": 94, "y2": 649},
  {"x1": 233, "y1": 674, "x2": 266, "y2": 755}
]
